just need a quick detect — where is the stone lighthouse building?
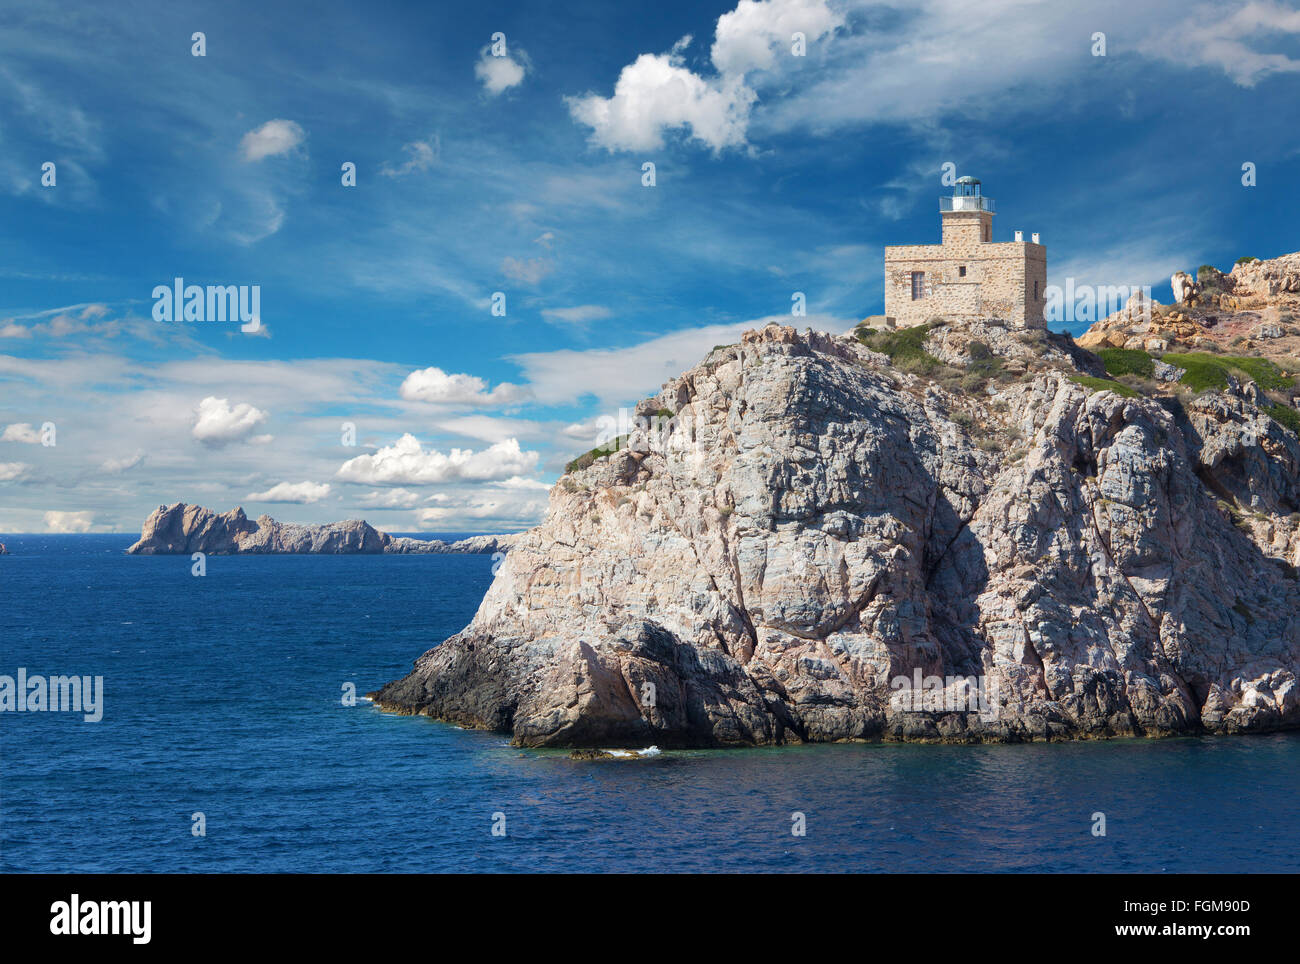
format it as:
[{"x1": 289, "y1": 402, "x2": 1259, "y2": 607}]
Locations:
[{"x1": 883, "y1": 177, "x2": 1046, "y2": 329}]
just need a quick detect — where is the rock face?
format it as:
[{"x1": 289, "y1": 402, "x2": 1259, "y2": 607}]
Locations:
[
  {"x1": 1080, "y1": 251, "x2": 1300, "y2": 354},
  {"x1": 373, "y1": 321, "x2": 1300, "y2": 747},
  {"x1": 125, "y1": 503, "x2": 516, "y2": 555}
]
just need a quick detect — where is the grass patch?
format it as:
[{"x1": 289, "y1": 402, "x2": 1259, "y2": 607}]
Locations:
[
  {"x1": 1269, "y1": 403, "x2": 1300, "y2": 436},
  {"x1": 855, "y1": 320, "x2": 943, "y2": 375},
  {"x1": 1098, "y1": 347, "x2": 1155, "y2": 378},
  {"x1": 1163, "y1": 353, "x2": 1295, "y2": 393},
  {"x1": 1069, "y1": 375, "x2": 1140, "y2": 398}
]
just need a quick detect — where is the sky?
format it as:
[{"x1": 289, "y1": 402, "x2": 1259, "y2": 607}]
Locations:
[{"x1": 3, "y1": 0, "x2": 1300, "y2": 533}]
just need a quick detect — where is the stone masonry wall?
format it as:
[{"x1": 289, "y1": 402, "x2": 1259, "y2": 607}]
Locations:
[{"x1": 884, "y1": 221, "x2": 1046, "y2": 329}]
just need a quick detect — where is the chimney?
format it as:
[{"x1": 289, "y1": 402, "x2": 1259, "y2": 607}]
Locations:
[
  {"x1": 1031, "y1": 232, "x2": 1040, "y2": 244},
  {"x1": 1014, "y1": 230, "x2": 1024, "y2": 242}
]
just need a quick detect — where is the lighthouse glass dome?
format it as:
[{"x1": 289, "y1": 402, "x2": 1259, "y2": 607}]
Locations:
[{"x1": 942, "y1": 176, "x2": 995, "y2": 212}]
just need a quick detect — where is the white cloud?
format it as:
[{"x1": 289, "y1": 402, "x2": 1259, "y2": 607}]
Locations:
[
  {"x1": 399, "y1": 367, "x2": 529, "y2": 406},
  {"x1": 475, "y1": 47, "x2": 527, "y2": 95},
  {"x1": 1, "y1": 422, "x2": 41, "y2": 443},
  {"x1": 336, "y1": 434, "x2": 539, "y2": 485},
  {"x1": 501, "y1": 256, "x2": 553, "y2": 285},
  {"x1": 101, "y1": 451, "x2": 144, "y2": 473},
  {"x1": 0, "y1": 461, "x2": 30, "y2": 481},
  {"x1": 1159, "y1": 1, "x2": 1300, "y2": 85},
  {"x1": 711, "y1": 0, "x2": 844, "y2": 75},
  {"x1": 44, "y1": 510, "x2": 93, "y2": 533},
  {"x1": 541, "y1": 305, "x2": 612, "y2": 325},
  {"x1": 490, "y1": 476, "x2": 551, "y2": 491},
  {"x1": 511, "y1": 313, "x2": 853, "y2": 406},
  {"x1": 192, "y1": 396, "x2": 269, "y2": 446},
  {"x1": 239, "y1": 119, "x2": 306, "y2": 162},
  {"x1": 246, "y1": 480, "x2": 332, "y2": 503},
  {"x1": 568, "y1": 50, "x2": 757, "y2": 153},
  {"x1": 417, "y1": 491, "x2": 547, "y2": 525},
  {"x1": 567, "y1": 0, "x2": 840, "y2": 152},
  {"x1": 380, "y1": 137, "x2": 440, "y2": 177},
  {"x1": 354, "y1": 488, "x2": 423, "y2": 509}
]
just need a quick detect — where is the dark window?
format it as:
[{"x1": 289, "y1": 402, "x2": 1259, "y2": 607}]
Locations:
[
  {"x1": 911, "y1": 272, "x2": 925, "y2": 300},
  {"x1": 958, "y1": 266, "x2": 967, "y2": 277},
  {"x1": 1034, "y1": 281, "x2": 1039, "y2": 299},
  {"x1": 983, "y1": 223, "x2": 990, "y2": 242}
]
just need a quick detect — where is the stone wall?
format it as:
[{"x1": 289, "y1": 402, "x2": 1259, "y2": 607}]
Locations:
[{"x1": 884, "y1": 226, "x2": 1046, "y2": 329}]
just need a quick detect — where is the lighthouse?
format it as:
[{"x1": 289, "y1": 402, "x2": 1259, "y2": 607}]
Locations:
[{"x1": 882, "y1": 176, "x2": 1047, "y2": 329}]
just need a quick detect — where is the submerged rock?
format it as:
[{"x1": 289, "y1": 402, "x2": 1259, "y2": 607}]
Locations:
[{"x1": 373, "y1": 322, "x2": 1300, "y2": 746}]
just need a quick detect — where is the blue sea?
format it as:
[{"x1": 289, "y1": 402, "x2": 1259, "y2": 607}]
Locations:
[{"x1": 2, "y1": 534, "x2": 1299, "y2": 873}]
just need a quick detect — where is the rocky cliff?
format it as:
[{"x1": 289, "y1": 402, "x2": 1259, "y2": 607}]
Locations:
[
  {"x1": 1079, "y1": 250, "x2": 1300, "y2": 354},
  {"x1": 125, "y1": 503, "x2": 516, "y2": 555},
  {"x1": 372, "y1": 317, "x2": 1300, "y2": 746}
]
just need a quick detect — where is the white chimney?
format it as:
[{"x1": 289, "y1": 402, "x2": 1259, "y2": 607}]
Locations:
[
  {"x1": 1014, "y1": 230, "x2": 1024, "y2": 242},
  {"x1": 1032, "y1": 232, "x2": 1040, "y2": 244}
]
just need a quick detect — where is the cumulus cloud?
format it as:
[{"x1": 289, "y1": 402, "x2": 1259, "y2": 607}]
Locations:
[
  {"x1": 475, "y1": 46, "x2": 528, "y2": 95},
  {"x1": 399, "y1": 367, "x2": 529, "y2": 406},
  {"x1": 191, "y1": 396, "x2": 269, "y2": 446},
  {"x1": 0, "y1": 461, "x2": 30, "y2": 481},
  {"x1": 246, "y1": 480, "x2": 332, "y2": 503},
  {"x1": 336, "y1": 434, "x2": 539, "y2": 485},
  {"x1": 44, "y1": 510, "x2": 93, "y2": 533},
  {"x1": 1, "y1": 422, "x2": 42, "y2": 444},
  {"x1": 567, "y1": 0, "x2": 840, "y2": 152},
  {"x1": 239, "y1": 119, "x2": 306, "y2": 162},
  {"x1": 711, "y1": 0, "x2": 842, "y2": 75},
  {"x1": 541, "y1": 305, "x2": 612, "y2": 325}
]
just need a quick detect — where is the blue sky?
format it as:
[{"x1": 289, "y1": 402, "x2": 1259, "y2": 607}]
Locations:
[{"x1": 3, "y1": 0, "x2": 1300, "y2": 532}]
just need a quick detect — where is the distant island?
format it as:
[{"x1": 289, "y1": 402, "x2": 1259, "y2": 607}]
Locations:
[
  {"x1": 126, "y1": 503, "x2": 517, "y2": 555},
  {"x1": 371, "y1": 248, "x2": 1300, "y2": 748}
]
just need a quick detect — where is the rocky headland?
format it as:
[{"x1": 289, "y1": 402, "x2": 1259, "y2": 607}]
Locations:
[
  {"x1": 372, "y1": 256, "x2": 1300, "y2": 747},
  {"x1": 125, "y1": 502, "x2": 516, "y2": 555}
]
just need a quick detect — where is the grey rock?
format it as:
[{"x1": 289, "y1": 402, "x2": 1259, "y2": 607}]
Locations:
[
  {"x1": 373, "y1": 322, "x2": 1300, "y2": 746},
  {"x1": 125, "y1": 503, "x2": 517, "y2": 556}
]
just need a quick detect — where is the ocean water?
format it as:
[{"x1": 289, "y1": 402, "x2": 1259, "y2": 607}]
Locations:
[{"x1": 2, "y1": 534, "x2": 1299, "y2": 874}]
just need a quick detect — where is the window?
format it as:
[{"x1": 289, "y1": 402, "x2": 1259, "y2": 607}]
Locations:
[
  {"x1": 1034, "y1": 281, "x2": 1039, "y2": 299},
  {"x1": 983, "y1": 223, "x2": 990, "y2": 242},
  {"x1": 958, "y1": 266, "x2": 966, "y2": 277},
  {"x1": 911, "y1": 271, "x2": 925, "y2": 300}
]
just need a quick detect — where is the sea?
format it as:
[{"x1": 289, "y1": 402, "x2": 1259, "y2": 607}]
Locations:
[{"x1": 3, "y1": 534, "x2": 1298, "y2": 873}]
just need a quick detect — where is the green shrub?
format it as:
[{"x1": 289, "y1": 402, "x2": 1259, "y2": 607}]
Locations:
[
  {"x1": 565, "y1": 435, "x2": 629, "y2": 474},
  {"x1": 856, "y1": 321, "x2": 944, "y2": 374},
  {"x1": 1269, "y1": 403, "x2": 1300, "y2": 436},
  {"x1": 1098, "y1": 347, "x2": 1154, "y2": 378},
  {"x1": 1236, "y1": 256, "x2": 1259, "y2": 265},
  {"x1": 1163, "y1": 353, "x2": 1295, "y2": 393},
  {"x1": 1069, "y1": 374, "x2": 1139, "y2": 398}
]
